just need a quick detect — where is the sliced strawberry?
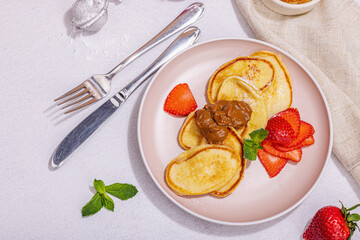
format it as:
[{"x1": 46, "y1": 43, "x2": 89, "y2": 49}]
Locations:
[
  {"x1": 286, "y1": 120, "x2": 315, "y2": 147},
  {"x1": 257, "y1": 149, "x2": 287, "y2": 178},
  {"x1": 262, "y1": 140, "x2": 302, "y2": 162},
  {"x1": 274, "y1": 135, "x2": 315, "y2": 152},
  {"x1": 276, "y1": 108, "x2": 301, "y2": 137},
  {"x1": 265, "y1": 116, "x2": 295, "y2": 145},
  {"x1": 164, "y1": 83, "x2": 197, "y2": 116},
  {"x1": 301, "y1": 135, "x2": 315, "y2": 146}
]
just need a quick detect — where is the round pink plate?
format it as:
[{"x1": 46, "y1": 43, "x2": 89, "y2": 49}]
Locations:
[{"x1": 137, "y1": 38, "x2": 332, "y2": 225}]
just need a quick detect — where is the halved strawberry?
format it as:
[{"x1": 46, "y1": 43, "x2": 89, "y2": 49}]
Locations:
[
  {"x1": 274, "y1": 135, "x2": 315, "y2": 152},
  {"x1": 257, "y1": 149, "x2": 287, "y2": 178},
  {"x1": 276, "y1": 108, "x2": 301, "y2": 137},
  {"x1": 164, "y1": 83, "x2": 197, "y2": 116},
  {"x1": 286, "y1": 120, "x2": 315, "y2": 147},
  {"x1": 262, "y1": 140, "x2": 302, "y2": 162},
  {"x1": 265, "y1": 116, "x2": 295, "y2": 145}
]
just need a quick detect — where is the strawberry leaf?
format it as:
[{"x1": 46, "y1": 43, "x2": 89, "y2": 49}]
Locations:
[
  {"x1": 347, "y1": 204, "x2": 360, "y2": 212},
  {"x1": 338, "y1": 201, "x2": 360, "y2": 239},
  {"x1": 348, "y1": 213, "x2": 360, "y2": 222}
]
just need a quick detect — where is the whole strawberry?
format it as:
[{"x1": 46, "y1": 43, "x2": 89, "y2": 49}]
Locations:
[{"x1": 303, "y1": 202, "x2": 360, "y2": 240}]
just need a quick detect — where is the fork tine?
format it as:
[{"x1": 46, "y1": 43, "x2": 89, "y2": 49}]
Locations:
[
  {"x1": 61, "y1": 94, "x2": 93, "y2": 110},
  {"x1": 54, "y1": 83, "x2": 85, "y2": 101},
  {"x1": 57, "y1": 89, "x2": 89, "y2": 106},
  {"x1": 64, "y1": 98, "x2": 98, "y2": 114}
]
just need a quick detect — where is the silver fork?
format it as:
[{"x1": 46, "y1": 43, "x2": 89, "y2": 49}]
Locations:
[
  {"x1": 51, "y1": 26, "x2": 201, "y2": 168},
  {"x1": 54, "y1": 2, "x2": 205, "y2": 114}
]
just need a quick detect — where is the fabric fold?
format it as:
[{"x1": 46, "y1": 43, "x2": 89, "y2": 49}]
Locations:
[{"x1": 236, "y1": 0, "x2": 360, "y2": 184}]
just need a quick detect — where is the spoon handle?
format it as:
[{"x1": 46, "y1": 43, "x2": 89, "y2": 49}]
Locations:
[{"x1": 106, "y1": 2, "x2": 205, "y2": 79}]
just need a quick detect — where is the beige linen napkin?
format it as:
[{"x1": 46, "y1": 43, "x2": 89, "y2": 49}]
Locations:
[{"x1": 236, "y1": 0, "x2": 360, "y2": 184}]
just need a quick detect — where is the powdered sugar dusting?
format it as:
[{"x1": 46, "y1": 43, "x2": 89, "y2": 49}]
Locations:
[{"x1": 68, "y1": 32, "x2": 129, "y2": 62}]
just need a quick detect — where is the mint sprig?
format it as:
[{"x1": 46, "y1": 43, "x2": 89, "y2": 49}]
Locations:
[
  {"x1": 81, "y1": 179, "x2": 138, "y2": 217},
  {"x1": 243, "y1": 128, "x2": 268, "y2": 161}
]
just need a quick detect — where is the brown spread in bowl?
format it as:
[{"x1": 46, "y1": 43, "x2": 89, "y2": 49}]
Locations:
[{"x1": 194, "y1": 100, "x2": 252, "y2": 144}]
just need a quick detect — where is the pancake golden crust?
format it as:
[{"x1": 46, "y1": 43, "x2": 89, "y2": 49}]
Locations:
[
  {"x1": 207, "y1": 57, "x2": 275, "y2": 103},
  {"x1": 250, "y1": 51, "x2": 293, "y2": 118},
  {"x1": 178, "y1": 125, "x2": 246, "y2": 197},
  {"x1": 178, "y1": 111, "x2": 207, "y2": 150},
  {"x1": 211, "y1": 127, "x2": 246, "y2": 197},
  {"x1": 223, "y1": 127, "x2": 244, "y2": 153},
  {"x1": 211, "y1": 153, "x2": 246, "y2": 197},
  {"x1": 165, "y1": 145, "x2": 241, "y2": 196}
]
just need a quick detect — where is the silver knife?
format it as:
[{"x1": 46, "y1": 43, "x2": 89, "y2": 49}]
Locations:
[{"x1": 50, "y1": 26, "x2": 201, "y2": 169}]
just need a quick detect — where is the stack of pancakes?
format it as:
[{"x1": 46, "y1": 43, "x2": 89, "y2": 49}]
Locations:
[{"x1": 166, "y1": 50, "x2": 293, "y2": 197}]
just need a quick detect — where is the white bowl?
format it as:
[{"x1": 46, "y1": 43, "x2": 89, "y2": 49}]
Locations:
[{"x1": 261, "y1": 0, "x2": 320, "y2": 15}]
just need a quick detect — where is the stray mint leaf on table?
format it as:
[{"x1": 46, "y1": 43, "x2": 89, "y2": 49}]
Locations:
[
  {"x1": 102, "y1": 193, "x2": 114, "y2": 211},
  {"x1": 93, "y1": 179, "x2": 106, "y2": 194},
  {"x1": 82, "y1": 192, "x2": 103, "y2": 217},
  {"x1": 106, "y1": 183, "x2": 138, "y2": 200},
  {"x1": 81, "y1": 179, "x2": 138, "y2": 217}
]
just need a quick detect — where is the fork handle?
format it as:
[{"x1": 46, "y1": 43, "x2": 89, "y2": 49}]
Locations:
[
  {"x1": 106, "y1": 3, "x2": 204, "y2": 80},
  {"x1": 119, "y1": 26, "x2": 200, "y2": 99}
]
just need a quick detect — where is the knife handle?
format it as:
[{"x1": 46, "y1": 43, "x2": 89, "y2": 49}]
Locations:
[{"x1": 119, "y1": 26, "x2": 201, "y2": 100}]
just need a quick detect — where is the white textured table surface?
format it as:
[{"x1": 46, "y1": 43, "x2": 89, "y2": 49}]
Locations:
[{"x1": 1, "y1": 0, "x2": 360, "y2": 239}]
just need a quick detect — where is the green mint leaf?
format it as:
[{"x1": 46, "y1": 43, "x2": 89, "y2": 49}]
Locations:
[
  {"x1": 243, "y1": 147, "x2": 257, "y2": 161},
  {"x1": 252, "y1": 141, "x2": 263, "y2": 150},
  {"x1": 106, "y1": 183, "x2": 138, "y2": 200},
  {"x1": 243, "y1": 129, "x2": 268, "y2": 161},
  {"x1": 94, "y1": 179, "x2": 106, "y2": 194},
  {"x1": 249, "y1": 128, "x2": 268, "y2": 143},
  {"x1": 82, "y1": 192, "x2": 103, "y2": 217},
  {"x1": 244, "y1": 139, "x2": 260, "y2": 150},
  {"x1": 102, "y1": 193, "x2": 114, "y2": 211},
  {"x1": 243, "y1": 139, "x2": 257, "y2": 160},
  {"x1": 244, "y1": 139, "x2": 255, "y2": 147}
]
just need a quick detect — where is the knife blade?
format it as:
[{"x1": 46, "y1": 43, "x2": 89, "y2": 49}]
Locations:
[{"x1": 51, "y1": 26, "x2": 201, "y2": 169}]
